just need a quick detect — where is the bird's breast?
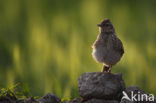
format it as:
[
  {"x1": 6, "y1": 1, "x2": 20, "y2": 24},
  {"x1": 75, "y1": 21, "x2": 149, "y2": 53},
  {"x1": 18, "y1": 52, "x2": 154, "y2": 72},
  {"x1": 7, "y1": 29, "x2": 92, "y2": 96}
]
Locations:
[{"x1": 92, "y1": 45, "x2": 107, "y2": 63}]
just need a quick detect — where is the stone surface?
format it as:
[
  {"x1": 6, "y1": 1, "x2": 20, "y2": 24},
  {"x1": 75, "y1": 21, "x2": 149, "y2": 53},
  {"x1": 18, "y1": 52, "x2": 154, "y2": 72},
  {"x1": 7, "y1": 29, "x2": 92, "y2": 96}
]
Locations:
[
  {"x1": 120, "y1": 99, "x2": 134, "y2": 103},
  {"x1": 22, "y1": 97, "x2": 37, "y2": 103},
  {"x1": 125, "y1": 86, "x2": 147, "y2": 97},
  {"x1": 36, "y1": 93, "x2": 61, "y2": 103},
  {"x1": 85, "y1": 99, "x2": 119, "y2": 103},
  {"x1": 67, "y1": 98, "x2": 119, "y2": 103},
  {"x1": 121, "y1": 86, "x2": 155, "y2": 103},
  {"x1": 0, "y1": 90, "x2": 17, "y2": 103},
  {"x1": 67, "y1": 98, "x2": 83, "y2": 103},
  {"x1": 78, "y1": 72, "x2": 125, "y2": 100}
]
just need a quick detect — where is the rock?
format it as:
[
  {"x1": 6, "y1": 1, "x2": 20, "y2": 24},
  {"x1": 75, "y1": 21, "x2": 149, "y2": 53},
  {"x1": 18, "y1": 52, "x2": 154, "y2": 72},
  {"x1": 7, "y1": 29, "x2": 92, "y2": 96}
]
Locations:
[
  {"x1": 67, "y1": 98, "x2": 119, "y2": 103},
  {"x1": 67, "y1": 98, "x2": 83, "y2": 103},
  {"x1": 85, "y1": 98, "x2": 119, "y2": 103},
  {"x1": 125, "y1": 86, "x2": 147, "y2": 97},
  {"x1": 0, "y1": 90, "x2": 17, "y2": 103},
  {"x1": 78, "y1": 72, "x2": 125, "y2": 100},
  {"x1": 121, "y1": 86, "x2": 155, "y2": 103},
  {"x1": 124, "y1": 86, "x2": 148, "y2": 103},
  {"x1": 120, "y1": 99, "x2": 134, "y2": 103},
  {"x1": 22, "y1": 97, "x2": 37, "y2": 103},
  {"x1": 36, "y1": 93, "x2": 61, "y2": 103}
]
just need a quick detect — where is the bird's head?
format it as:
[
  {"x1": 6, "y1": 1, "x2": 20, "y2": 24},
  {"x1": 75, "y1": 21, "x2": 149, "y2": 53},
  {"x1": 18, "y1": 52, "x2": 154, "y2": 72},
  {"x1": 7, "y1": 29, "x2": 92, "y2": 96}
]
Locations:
[{"x1": 97, "y1": 19, "x2": 115, "y2": 33}]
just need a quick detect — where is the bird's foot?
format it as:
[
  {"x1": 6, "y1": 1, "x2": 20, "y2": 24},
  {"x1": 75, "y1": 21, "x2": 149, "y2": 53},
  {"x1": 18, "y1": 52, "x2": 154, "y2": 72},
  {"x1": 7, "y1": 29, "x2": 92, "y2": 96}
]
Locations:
[
  {"x1": 102, "y1": 65, "x2": 111, "y2": 73},
  {"x1": 108, "y1": 67, "x2": 111, "y2": 73}
]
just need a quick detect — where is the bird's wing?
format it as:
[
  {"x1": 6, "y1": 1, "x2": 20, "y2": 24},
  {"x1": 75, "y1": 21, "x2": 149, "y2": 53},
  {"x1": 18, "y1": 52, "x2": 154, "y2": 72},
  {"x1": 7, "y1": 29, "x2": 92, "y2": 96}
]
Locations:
[{"x1": 112, "y1": 35, "x2": 124, "y2": 55}]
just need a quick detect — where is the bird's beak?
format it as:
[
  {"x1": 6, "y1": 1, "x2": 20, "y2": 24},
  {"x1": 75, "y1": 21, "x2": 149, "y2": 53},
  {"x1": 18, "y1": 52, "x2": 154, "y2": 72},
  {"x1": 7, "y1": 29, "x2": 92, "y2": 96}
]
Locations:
[{"x1": 97, "y1": 24, "x2": 102, "y2": 27}]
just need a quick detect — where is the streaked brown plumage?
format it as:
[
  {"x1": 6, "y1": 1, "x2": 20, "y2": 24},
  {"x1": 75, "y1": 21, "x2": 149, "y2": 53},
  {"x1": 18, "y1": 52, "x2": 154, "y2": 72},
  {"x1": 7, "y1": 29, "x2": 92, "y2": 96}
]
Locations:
[{"x1": 92, "y1": 19, "x2": 124, "y2": 73}]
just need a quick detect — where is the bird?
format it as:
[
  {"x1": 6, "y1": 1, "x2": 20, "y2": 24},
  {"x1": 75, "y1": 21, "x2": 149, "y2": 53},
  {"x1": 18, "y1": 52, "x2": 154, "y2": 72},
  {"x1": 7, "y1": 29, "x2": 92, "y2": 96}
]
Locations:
[{"x1": 92, "y1": 19, "x2": 124, "y2": 73}]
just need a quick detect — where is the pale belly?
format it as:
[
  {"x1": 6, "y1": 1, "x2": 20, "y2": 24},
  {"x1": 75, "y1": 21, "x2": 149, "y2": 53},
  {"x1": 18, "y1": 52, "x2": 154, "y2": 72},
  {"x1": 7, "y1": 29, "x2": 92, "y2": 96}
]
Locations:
[
  {"x1": 92, "y1": 46, "x2": 107, "y2": 63},
  {"x1": 92, "y1": 45, "x2": 121, "y2": 66}
]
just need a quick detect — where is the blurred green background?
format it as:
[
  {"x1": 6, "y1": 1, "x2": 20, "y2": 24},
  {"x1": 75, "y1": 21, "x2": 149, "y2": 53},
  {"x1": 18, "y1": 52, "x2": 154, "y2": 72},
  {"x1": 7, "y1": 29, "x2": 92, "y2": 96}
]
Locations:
[{"x1": 0, "y1": 0, "x2": 156, "y2": 98}]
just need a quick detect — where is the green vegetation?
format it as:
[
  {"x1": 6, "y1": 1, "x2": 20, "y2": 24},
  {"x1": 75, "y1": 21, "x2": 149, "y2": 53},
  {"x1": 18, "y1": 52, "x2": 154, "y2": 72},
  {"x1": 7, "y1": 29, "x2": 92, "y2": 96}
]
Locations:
[
  {"x1": 0, "y1": 0, "x2": 156, "y2": 99},
  {"x1": 0, "y1": 83, "x2": 38, "y2": 102}
]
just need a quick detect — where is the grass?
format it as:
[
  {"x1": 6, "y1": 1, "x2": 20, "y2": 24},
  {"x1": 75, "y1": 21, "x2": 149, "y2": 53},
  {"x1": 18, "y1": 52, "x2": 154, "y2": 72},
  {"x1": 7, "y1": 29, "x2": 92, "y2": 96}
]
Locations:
[{"x1": 0, "y1": 83, "x2": 41, "y2": 102}]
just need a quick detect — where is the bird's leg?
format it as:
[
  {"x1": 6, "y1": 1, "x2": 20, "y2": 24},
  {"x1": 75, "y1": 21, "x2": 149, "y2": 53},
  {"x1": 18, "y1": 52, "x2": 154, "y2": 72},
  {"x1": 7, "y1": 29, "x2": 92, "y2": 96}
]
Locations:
[
  {"x1": 102, "y1": 65, "x2": 109, "y2": 73},
  {"x1": 108, "y1": 65, "x2": 112, "y2": 73},
  {"x1": 102, "y1": 65, "x2": 105, "y2": 72}
]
